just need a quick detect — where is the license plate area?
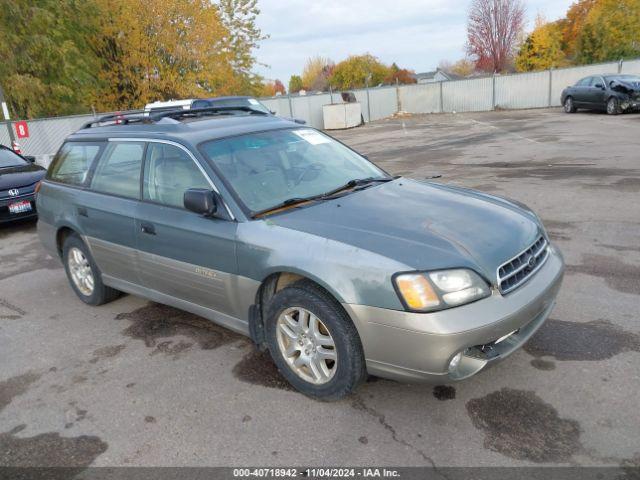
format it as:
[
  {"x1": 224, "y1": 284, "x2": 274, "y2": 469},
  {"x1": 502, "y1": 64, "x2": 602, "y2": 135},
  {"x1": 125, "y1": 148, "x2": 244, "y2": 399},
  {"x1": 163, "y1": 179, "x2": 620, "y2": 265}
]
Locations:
[{"x1": 8, "y1": 200, "x2": 32, "y2": 214}]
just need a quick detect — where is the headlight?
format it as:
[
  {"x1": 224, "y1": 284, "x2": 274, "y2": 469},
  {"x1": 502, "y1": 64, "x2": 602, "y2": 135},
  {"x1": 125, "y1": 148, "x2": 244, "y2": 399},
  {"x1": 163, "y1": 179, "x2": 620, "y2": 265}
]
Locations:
[{"x1": 394, "y1": 269, "x2": 490, "y2": 312}]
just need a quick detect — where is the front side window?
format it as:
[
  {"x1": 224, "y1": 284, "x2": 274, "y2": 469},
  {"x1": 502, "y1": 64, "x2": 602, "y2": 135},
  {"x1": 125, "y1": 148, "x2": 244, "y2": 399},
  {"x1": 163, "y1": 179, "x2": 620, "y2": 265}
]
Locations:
[
  {"x1": 90, "y1": 142, "x2": 144, "y2": 198},
  {"x1": 200, "y1": 128, "x2": 387, "y2": 214},
  {"x1": 0, "y1": 148, "x2": 27, "y2": 168},
  {"x1": 143, "y1": 143, "x2": 210, "y2": 208},
  {"x1": 48, "y1": 142, "x2": 103, "y2": 186}
]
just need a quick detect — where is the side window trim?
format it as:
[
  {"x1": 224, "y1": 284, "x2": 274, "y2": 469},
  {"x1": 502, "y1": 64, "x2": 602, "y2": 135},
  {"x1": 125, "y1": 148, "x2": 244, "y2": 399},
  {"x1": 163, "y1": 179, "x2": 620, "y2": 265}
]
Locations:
[{"x1": 109, "y1": 138, "x2": 235, "y2": 220}]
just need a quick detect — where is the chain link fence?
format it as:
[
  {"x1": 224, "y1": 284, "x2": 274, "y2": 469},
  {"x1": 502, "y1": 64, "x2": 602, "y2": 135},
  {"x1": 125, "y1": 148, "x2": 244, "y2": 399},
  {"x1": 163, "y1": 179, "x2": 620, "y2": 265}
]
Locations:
[{"x1": 2, "y1": 58, "x2": 638, "y2": 165}]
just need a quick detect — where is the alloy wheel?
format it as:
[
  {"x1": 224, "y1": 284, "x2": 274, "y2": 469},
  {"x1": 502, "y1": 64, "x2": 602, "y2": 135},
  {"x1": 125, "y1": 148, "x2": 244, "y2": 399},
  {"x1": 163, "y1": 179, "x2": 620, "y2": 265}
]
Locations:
[
  {"x1": 276, "y1": 307, "x2": 337, "y2": 384},
  {"x1": 68, "y1": 247, "x2": 95, "y2": 296},
  {"x1": 564, "y1": 98, "x2": 573, "y2": 113}
]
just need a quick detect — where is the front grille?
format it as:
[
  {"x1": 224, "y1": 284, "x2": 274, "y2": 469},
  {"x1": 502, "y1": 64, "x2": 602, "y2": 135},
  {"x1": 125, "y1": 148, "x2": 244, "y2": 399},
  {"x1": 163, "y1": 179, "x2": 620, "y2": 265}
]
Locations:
[{"x1": 497, "y1": 236, "x2": 549, "y2": 294}]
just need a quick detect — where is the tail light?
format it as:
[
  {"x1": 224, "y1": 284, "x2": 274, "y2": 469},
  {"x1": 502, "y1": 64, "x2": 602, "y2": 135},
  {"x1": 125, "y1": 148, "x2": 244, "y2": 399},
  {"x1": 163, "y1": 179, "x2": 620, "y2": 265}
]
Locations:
[{"x1": 34, "y1": 181, "x2": 42, "y2": 195}]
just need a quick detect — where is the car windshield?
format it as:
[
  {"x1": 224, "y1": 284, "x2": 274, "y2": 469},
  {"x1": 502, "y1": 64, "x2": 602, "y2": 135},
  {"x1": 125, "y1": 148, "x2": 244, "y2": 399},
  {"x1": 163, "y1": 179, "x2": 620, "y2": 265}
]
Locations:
[
  {"x1": 195, "y1": 98, "x2": 271, "y2": 114},
  {"x1": 0, "y1": 148, "x2": 27, "y2": 168},
  {"x1": 605, "y1": 75, "x2": 640, "y2": 83},
  {"x1": 200, "y1": 128, "x2": 388, "y2": 214}
]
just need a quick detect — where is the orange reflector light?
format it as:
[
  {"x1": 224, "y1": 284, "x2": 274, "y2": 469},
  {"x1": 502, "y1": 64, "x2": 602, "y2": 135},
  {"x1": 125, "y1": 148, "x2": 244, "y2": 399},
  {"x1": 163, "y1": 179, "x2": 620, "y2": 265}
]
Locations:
[{"x1": 395, "y1": 274, "x2": 440, "y2": 310}]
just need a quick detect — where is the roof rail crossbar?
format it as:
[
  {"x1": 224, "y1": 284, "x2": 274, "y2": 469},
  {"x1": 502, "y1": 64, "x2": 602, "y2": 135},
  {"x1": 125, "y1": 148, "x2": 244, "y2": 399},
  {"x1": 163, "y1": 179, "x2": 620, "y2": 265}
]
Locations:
[
  {"x1": 81, "y1": 109, "x2": 150, "y2": 129},
  {"x1": 148, "y1": 105, "x2": 268, "y2": 122}
]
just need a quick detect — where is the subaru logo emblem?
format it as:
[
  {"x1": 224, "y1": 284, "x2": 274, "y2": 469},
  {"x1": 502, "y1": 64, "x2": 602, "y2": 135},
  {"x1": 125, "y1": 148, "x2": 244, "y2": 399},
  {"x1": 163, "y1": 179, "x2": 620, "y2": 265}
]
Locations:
[
  {"x1": 8, "y1": 189, "x2": 19, "y2": 197},
  {"x1": 525, "y1": 254, "x2": 536, "y2": 270}
]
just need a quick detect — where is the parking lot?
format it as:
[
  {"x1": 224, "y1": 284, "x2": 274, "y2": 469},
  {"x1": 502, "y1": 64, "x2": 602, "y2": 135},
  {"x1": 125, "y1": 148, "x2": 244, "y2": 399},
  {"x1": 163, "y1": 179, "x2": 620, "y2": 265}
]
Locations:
[{"x1": 1, "y1": 108, "x2": 639, "y2": 469}]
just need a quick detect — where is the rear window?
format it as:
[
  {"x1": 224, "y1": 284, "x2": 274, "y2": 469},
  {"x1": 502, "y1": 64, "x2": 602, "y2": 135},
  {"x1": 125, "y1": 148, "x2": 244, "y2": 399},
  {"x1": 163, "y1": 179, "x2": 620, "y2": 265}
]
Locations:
[
  {"x1": 48, "y1": 142, "x2": 104, "y2": 186},
  {"x1": 0, "y1": 148, "x2": 27, "y2": 168}
]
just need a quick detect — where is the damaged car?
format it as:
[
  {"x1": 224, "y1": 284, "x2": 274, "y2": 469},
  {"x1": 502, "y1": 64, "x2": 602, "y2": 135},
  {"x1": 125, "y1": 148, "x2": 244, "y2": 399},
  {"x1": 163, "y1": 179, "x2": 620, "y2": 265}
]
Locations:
[{"x1": 562, "y1": 74, "x2": 640, "y2": 115}]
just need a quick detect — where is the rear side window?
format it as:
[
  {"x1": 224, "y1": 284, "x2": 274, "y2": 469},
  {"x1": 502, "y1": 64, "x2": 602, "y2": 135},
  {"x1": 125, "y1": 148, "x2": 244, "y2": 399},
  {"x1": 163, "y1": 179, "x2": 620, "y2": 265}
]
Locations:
[
  {"x1": 90, "y1": 142, "x2": 145, "y2": 199},
  {"x1": 577, "y1": 77, "x2": 592, "y2": 86},
  {"x1": 48, "y1": 142, "x2": 103, "y2": 186}
]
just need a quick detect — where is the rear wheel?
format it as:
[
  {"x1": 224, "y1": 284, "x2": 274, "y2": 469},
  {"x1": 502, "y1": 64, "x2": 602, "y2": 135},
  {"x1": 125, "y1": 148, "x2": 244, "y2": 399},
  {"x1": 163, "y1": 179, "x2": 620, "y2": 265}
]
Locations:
[
  {"x1": 606, "y1": 97, "x2": 620, "y2": 115},
  {"x1": 63, "y1": 234, "x2": 120, "y2": 306},
  {"x1": 265, "y1": 280, "x2": 366, "y2": 400},
  {"x1": 564, "y1": 96, "x2": 576, "y2": 113}
]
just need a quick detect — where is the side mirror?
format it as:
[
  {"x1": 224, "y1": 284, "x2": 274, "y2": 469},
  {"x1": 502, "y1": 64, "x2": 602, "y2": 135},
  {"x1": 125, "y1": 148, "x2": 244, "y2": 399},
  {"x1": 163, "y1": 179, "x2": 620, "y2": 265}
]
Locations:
[
  {"x1": 23, "y1": 155, "x2": 36, "y2": 163},
  {"x1": 293, "y1": 118, "x2": 307, "y2": 125},
  {"x1": 184, "y1": 188, "x2": 217, "y2": 217}
]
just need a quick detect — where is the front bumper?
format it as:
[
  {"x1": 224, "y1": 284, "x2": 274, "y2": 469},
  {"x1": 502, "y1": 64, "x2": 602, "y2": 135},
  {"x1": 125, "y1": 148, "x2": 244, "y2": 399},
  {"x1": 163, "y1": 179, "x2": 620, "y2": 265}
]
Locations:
[
  {"x1": 0, "y1": 193, "x2": 37, "y2": 224},
  {"x1": 342, "y1": 245, "x2": 564, "y2": 383}
]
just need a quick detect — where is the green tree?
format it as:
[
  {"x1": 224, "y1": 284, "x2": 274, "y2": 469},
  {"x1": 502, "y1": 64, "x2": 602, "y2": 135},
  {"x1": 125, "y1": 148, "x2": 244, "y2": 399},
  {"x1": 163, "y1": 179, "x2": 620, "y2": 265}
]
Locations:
[
  {"x1": 289, "y1": 75, "x2": 303, "y2": 93},
  {"x1": 329, "y1": 54, "x2": 391, "y2": 90},
  {"x1": 0, "y1": 0, "x2": 100, "y2": 118},
  {"x1": 217, "y1": 0, "x2": 269, "y2": 95},
  {"x1": 90, "y1": 0, "x2": 236, "y2": 110},
  {"x1": 301, "y1": 56, "x2": 334, "y2": 91},
  {"x1": 515, "y1": 16, "x2": 567, "y2": 71},
  {"x1": 575, "y1": 0, "x2": 640, "y2": 63}
]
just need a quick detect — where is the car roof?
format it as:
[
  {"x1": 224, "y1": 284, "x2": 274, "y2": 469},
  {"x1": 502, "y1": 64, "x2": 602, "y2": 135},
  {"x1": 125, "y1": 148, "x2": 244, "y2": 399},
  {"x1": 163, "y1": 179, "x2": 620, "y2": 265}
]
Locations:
[
  {"x1": 200, "y1": 96, "x2": 253, "y2": 101},
  {"x1": 67, "y1": 114, "x2": 300, "y2": 147}
]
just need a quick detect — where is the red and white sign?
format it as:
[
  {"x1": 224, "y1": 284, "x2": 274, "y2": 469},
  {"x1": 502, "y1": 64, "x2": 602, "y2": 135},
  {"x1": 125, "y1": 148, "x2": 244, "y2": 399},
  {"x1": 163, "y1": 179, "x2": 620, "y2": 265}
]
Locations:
[
  {"x1": 11, "y1": 140, "x2": 22, "y2": 154},
  {"x1": 15, "y1": 121, "x2": 29, "y2": 139}
]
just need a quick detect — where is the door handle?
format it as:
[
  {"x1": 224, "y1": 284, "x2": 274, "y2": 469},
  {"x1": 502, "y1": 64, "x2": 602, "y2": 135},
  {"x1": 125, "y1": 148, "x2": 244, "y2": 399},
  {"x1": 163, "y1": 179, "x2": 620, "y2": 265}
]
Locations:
[
  {"x1": 77, "y1": 207, "x2": 88, "y2": 217},
  {"x1": 140, "y1": 222, "x2": 156, "y2": 235}
]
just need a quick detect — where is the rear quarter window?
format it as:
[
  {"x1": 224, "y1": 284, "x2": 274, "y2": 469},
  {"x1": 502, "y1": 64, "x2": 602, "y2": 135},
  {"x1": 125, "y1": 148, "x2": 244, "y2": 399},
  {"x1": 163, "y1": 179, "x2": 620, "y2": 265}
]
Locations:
[{"x1": 48, "y1": 142, "x2": 104, "y2": 186}]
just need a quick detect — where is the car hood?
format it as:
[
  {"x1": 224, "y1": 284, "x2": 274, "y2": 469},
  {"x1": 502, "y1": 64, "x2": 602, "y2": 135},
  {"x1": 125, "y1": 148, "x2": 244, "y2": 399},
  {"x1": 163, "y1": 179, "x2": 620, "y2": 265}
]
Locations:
[
  {"x1": 0, "y1": 163, "x2": 46, "y2": 191},
  {"x1": 270, "y1": 178, "x2": 541, "y2": 282}
]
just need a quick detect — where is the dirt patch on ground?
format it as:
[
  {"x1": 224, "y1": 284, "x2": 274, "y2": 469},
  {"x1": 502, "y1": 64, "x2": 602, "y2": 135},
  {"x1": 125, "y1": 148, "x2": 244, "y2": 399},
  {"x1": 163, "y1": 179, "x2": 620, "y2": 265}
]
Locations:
[
  {"x1": 232, "y1": 349, "x2": 293, "y2": 391},
  {"x1": 433, "y1": 385, "x2": 456, "y2": 401},
  {"x1": 116, "y1": 303, "x2": 242, "y2": 357},
  {"x1": 524, "y1": 319, "x2": 639, "y2": 361},
  {"x1": 0, "y1": 424, "x2": 107, "y2": 467},
  {"x1": 0, "y1": 298, "x2": 27, "y2": 320},
  {"x1": 0, "y1": 371, "x2": 41, "y2": 413},
  {"x1": 566, "y1": 254, "x2": 640, "y2": 295},
  {"x1": 466, "y1": 388, "x2": 582, "y2": 463},
  {"x1": 530, "y1": 358, "x2": 556, "y2": 371},
  {"x1": 0, "y1": 237, "x2": 61, "y2": 281},
  {"x1": 89, "y1": 344, "x2": 126, "y2": 364}
]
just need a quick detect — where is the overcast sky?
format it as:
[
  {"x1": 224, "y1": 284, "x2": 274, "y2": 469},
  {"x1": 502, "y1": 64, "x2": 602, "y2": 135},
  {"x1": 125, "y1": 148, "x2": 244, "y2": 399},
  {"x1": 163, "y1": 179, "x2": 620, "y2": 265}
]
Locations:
[{"x1": 254, "y1": 0, "x2": 574, "y2": 82}]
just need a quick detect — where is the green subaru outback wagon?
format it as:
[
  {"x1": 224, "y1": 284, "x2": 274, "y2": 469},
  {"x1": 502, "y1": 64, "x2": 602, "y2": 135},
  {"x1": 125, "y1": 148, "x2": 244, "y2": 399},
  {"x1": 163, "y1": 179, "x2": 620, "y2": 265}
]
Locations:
[{"x1": 37, "y1": 107, "x2": 564, "y2": 399}]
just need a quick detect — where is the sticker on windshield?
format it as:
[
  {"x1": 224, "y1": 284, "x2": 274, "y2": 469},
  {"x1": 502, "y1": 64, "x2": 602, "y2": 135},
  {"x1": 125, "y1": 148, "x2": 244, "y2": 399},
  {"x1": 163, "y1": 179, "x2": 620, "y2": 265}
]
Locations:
[
  {"x1": 248, "y1": 98, "x2": 260, "y2": 105},
  {"x1": 293, "y1": 130, "x2": 330, "y2": 145}
]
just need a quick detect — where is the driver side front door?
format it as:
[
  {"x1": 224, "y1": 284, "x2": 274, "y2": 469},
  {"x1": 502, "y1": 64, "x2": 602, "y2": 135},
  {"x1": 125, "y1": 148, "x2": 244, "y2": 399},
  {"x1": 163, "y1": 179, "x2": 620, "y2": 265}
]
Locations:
[{"x1": 134, "y1": 141, "x2": 248, "y2": 328}]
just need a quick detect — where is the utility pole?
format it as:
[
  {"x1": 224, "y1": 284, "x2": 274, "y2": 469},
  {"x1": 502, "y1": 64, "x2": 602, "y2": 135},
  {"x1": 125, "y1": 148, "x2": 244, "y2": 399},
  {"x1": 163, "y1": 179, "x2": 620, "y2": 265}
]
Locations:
[{"x1": 0, "y1": 84, "x2": 17, "y2": 146}]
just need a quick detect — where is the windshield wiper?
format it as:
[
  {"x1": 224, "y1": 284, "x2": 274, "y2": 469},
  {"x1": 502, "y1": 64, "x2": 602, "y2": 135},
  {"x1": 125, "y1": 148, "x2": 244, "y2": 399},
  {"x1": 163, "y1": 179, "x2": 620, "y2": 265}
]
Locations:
[
  {"x1": 320, "y1": 177, "x2": 393, "y2": 198},
  {"x1": 252, "y1": 177, "x2": 393, "y2": 218},
  {"x1": 252, "y1": 197, "x2": 317, "y2": 217}
]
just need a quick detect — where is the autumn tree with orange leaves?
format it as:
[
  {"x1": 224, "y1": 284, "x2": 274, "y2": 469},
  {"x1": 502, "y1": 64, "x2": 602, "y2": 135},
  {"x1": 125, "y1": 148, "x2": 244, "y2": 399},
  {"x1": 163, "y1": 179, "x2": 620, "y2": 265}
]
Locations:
[{"x1": 90, "y1": 0, "x2": 239, "y2": 111}]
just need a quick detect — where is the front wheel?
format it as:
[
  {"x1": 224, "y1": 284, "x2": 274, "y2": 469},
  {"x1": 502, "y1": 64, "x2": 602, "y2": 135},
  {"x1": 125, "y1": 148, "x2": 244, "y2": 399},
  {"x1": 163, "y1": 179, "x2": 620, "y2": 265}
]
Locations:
[
  {"x1": 606, "y1": 97, "x2": 621, "y2": 115},
  {"x1": 564, "y1": 96, "x2": 576, "y2": 113},
  {"x1": 265, "y1": 280, "x2": 366, "y2": 400},
  {"x1": 62, "y1": 234, "x2": 120, "y2": 306}
]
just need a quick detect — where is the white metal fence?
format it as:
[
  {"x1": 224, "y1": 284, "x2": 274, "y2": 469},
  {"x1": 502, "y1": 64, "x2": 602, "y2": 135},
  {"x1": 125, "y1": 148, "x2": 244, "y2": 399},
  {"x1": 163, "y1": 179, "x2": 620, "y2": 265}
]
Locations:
[{"x1": 2, "y1": 57, "x2": 638, "y2": 163}]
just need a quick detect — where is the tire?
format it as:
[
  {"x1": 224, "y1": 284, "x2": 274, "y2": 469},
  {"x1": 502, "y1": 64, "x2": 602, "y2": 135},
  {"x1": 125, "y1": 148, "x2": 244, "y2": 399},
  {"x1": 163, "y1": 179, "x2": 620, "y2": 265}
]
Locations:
[
  {"x1": 265, "y1": 280, "x2": 366, "y2": 400},
  {"x1": 563, "y1": 96, "x2": 576, "y2": 113},
  {"x1": 62, "y1": 234, "x2": 120, "y2": 306},
  {"x1": 606, "y1": 97, "x2": 620, "y2": 115}
]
